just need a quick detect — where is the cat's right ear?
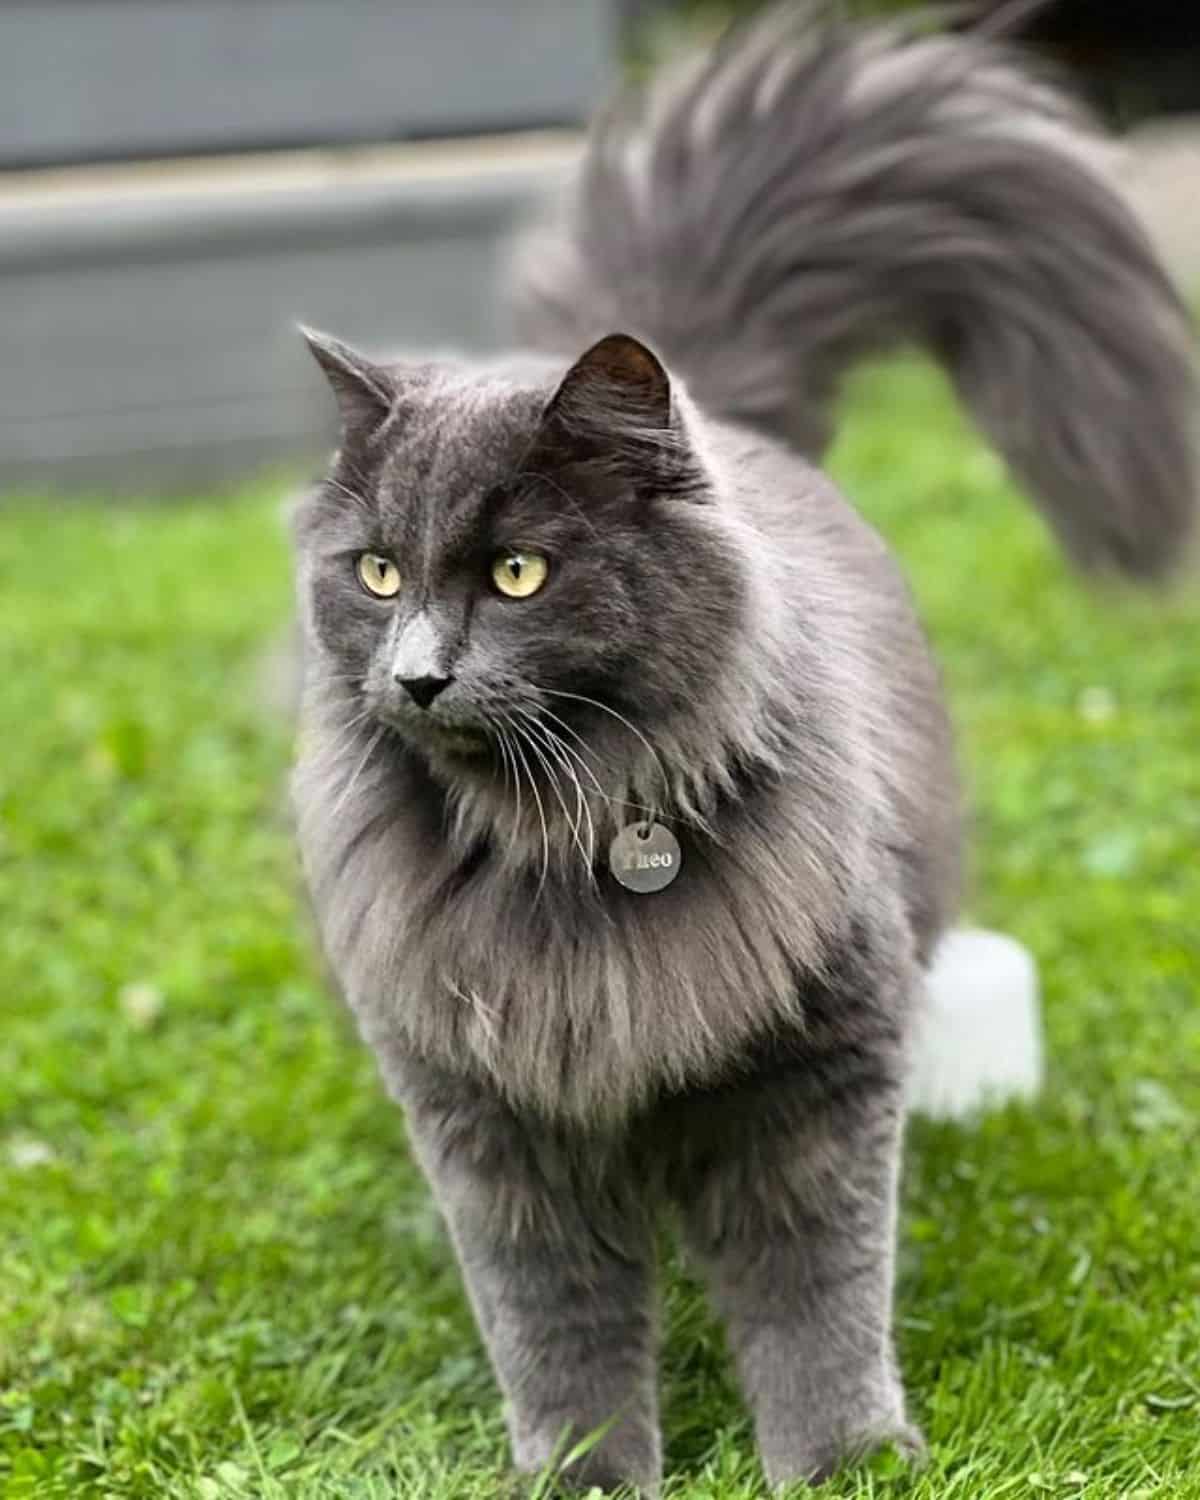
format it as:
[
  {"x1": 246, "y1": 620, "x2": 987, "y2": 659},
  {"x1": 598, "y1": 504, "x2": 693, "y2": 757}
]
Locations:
[{"x1": 300, "y1": 327, "x2": 394, "y2": 436}]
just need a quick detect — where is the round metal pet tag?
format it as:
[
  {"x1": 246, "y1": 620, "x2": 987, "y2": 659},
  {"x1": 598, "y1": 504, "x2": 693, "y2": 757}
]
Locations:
[{"x1": 608, "y1": 820, "x2": 682, "y2": 894}]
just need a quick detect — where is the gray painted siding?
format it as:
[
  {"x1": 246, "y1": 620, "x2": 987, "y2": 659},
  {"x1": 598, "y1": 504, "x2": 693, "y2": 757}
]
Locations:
[
  {"x1": 0, "y1": 1, "x2": 613, "y2": 165},
  {"x1": 0, "y1": 138, "x2": 580, "y2": 490}
]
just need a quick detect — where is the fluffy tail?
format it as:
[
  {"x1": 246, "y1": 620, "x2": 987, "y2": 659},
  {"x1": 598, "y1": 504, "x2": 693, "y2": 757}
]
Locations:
[{"x1": 509, "y1": 3, "x2": 1198, "y2": 579}]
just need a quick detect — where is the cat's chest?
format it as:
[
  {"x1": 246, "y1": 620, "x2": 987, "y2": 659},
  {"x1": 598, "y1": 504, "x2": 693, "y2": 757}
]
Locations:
[{"x1": 320, "y1": 809, "x2": 842, "y2": 1124}]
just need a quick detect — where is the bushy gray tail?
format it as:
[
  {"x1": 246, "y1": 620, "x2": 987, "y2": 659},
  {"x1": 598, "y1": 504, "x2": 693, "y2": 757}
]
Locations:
[{"x1": 509, "y1": 4, "x2": 1197, "y2": 579}]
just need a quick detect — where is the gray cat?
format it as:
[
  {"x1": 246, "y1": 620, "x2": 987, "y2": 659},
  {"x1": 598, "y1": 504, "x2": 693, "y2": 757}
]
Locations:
[{"x1": 290, "y1": 5, "x2": 1196, "y2": 1492}]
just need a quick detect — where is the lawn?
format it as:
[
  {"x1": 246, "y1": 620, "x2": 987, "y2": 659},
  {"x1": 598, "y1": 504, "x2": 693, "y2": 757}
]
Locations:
[{"x1": 2, "y1": 358, "x2": 1198, "y2": 1500}]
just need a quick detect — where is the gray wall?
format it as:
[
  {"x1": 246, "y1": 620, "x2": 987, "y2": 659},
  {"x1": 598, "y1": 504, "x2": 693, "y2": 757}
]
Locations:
[
  {"x1": 0, "y1": 1, "x2": 612, "y2": 490},
  {"x1": 0, "y1": 141, "x2": 580, "y2": 490},
  {"x1": 0, "y1": 0, "x2": 613, "y2": 165}
]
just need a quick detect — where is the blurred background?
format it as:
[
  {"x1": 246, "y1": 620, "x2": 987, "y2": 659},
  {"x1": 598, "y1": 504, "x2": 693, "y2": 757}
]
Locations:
[{"x1": 2, "y1": 0, "x2": 1198, "y2": 493}]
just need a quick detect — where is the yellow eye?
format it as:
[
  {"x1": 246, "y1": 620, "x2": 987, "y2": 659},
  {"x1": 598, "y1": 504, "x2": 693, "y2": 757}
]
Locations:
[
  {"x1": 491, "y1": 551, "x2": 548, "y2": 599},
  {"x1": 356, "y1": 553, "x2": 400, "y2": 598}
]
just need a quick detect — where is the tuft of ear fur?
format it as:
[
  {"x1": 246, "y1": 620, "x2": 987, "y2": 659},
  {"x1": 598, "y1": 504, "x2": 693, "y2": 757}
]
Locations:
[
  {"x1": 547, "y1": 333, "x2": 672, "y2": 430},
  {"x1": 535, "y1": 333, "x2": 706, "y2": 501},
  {"x1": 300, "y1": 326, "x2": 394, "y2": 436}
]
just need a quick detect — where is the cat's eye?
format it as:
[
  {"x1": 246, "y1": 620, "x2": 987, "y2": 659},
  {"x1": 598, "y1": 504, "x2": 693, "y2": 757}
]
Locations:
[
  {"x1": 356, "y1": 552, "x2": 401, "y2": 598},
  {"x1": 491, "y1": 551, "x2": 549, "y2": 599}
]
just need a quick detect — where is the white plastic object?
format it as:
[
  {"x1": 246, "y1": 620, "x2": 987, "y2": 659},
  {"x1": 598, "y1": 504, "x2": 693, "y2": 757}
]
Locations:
[{"x1": 906, "y1": 928, "x2": 1043, "y2": 1121}]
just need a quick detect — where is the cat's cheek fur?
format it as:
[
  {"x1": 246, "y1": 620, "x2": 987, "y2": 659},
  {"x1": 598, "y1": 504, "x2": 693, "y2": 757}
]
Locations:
[{"x1": 303, "y1": 567, "x2": 388, "y2": 678}]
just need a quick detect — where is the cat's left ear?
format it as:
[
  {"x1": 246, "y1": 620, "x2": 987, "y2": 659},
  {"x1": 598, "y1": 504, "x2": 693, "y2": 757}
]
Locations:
[
  {"x1": 300, "y1": 326, "x2": 394, "y2": 437},
  {"x1": 545, "y1": 333, "x2": 672, "y2": 430},
  {"x1": 538, "y1": 333, "x2": 705, "y2": 498}
]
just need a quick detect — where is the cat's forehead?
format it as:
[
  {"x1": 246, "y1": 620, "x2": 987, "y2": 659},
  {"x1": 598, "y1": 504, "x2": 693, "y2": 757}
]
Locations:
[{"x1": 372, "y1": 365, "x2": 552, "y2": 538}]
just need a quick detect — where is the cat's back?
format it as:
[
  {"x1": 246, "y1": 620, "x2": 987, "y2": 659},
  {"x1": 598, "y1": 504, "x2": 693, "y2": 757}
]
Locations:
[
  {"x1": 708, "y1": 419, "x2": 962, "y2": 954},
  {"x1": 710, "y1": 419, "x2": 911, "y2": 610}
]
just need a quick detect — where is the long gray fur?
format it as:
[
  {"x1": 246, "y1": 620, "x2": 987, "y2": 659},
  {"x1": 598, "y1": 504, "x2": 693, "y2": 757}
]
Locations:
[
  {"x1": 510, "y1": 3, "x2": 1198, "y2": 577},
  {"x1": 291, "y1": 4, "x2": 1196, "y2": 1493}
]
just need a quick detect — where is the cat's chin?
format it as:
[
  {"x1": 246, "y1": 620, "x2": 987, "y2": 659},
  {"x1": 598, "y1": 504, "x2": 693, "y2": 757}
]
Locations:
[{"x1": 410, "y1": 723, "x2": 496, "y2": 769}]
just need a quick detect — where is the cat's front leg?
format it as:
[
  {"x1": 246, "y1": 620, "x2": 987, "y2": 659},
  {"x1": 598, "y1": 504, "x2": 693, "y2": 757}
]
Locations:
[
  {"x1": 663, "y1": 1022, "x2": 921, "y2": 1488},
  {"x1": 393, "y1": 1054, "x2": 661, "y2": 1496}
]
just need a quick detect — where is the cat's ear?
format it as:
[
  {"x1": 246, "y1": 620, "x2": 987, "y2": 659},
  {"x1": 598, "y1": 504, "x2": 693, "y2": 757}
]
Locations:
[
  {"x1": 300, "y1": 327, "x2": 394, "y2": 435},
  {"x1": 537, "y1": 333, "x2": 705, "y2": 499},
  {"x1": 546, "y1": 333, "x2": 672, "y2": 430}
]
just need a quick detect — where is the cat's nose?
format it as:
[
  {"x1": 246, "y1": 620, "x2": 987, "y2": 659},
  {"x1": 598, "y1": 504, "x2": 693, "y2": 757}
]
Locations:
[{"x1": 396, "y1": 673, "x2": 454, "y2": 710}]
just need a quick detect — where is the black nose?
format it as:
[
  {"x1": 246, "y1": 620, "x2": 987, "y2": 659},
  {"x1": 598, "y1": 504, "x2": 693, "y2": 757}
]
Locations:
[{"x1": 396, "y1": 673, "x2": 453, "y2": 710}]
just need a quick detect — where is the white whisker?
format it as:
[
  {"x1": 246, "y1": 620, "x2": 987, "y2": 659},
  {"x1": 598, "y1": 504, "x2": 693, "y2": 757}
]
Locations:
[
  {"x1": 329, "y1": 723, "x2": 386, "y2": 821},
  {"x1": 501, "y1": 715, "x2": 550, "y2": 903},
  {"x1": 494, "y1": 725, "x2": 524, "y2": 860},
  {"x1": 513, "y1": 713, "x2": 591, "y2": 879},
  {"x1": 534, "y1": 689, "x2": 686, "y2": 827},
  {"x1": 315, "y1": 705, "x2": 376, "y2": 765},
  {"x1": 539, "y1": 688, "x2": 669, "y2": 806},
  {"x1": 515, "y1": 709, "x2": 597, "y2": 882},
  {"x1": 536, "y1": 705, "x2": 608, "y2": 771},
  {"x1": 533, "y1": 713, "x2": 670, "y2": 826}
]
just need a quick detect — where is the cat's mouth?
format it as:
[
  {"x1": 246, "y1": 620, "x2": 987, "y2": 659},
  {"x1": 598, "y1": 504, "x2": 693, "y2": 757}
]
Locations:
[
  {"x1": 373, "y1": 700, "x2": 497, "y2": 765},
  {"x1": 413, "y1": 721, "x2": 492, "y2": 759}
]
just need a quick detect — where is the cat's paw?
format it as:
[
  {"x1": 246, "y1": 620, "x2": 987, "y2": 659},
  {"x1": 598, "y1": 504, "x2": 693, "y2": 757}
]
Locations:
[
  {"x1": 524, "y1": 1457, "x2": 659, "y2": 1497},
  {"x1": 808, "y1": 1419, "x2": 926, "y2": 1484},
  {"x1": 764, "y1": 1418, "x2": 927, "y2": 1490},
  {"x1": 517, "y1": 1430, "x2": 661, "y2": 1498}
]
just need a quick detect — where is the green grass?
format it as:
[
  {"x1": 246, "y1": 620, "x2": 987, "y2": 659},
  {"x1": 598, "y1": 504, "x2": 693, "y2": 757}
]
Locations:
[{"x1": 2, "y1": 359, "x2": 1198, "y2": 1500}]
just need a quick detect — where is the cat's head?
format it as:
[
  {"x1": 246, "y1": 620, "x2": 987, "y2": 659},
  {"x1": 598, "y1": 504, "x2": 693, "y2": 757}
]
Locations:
[{"x1": 295, "y1": 330, "x2": 748, "y2": 817}]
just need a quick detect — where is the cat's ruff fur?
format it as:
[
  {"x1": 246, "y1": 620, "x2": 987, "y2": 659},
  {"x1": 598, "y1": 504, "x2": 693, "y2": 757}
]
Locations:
[{"x1": 291, "y1": 4, "x2": 1196, "y2": 1492}]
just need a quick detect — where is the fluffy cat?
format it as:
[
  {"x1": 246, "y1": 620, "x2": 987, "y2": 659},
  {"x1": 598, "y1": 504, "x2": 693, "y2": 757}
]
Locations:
[{"x1": 290, "y1": 4, "x2": 1196, "y2": 1491}]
